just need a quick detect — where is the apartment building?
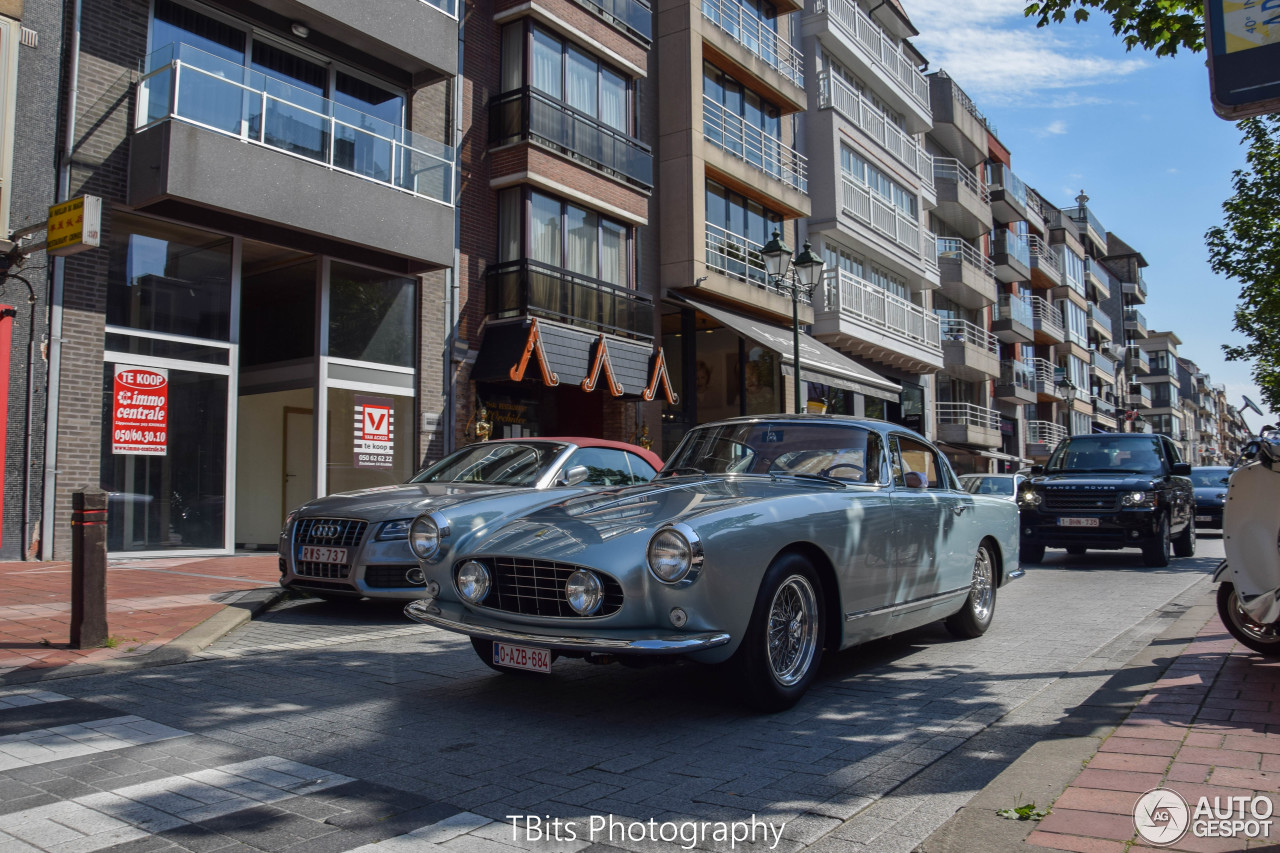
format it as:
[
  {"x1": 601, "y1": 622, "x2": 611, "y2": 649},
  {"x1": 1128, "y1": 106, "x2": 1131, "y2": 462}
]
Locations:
[
  {"x1": 1137, "y1": 331, "x2": 1182, "y2": 442},
  {"x1": 38, "y1": 0, "x2": 459, "y2": 556},
  {"x1": 1098, "y1": 231, "x2": 1152, "y2": 432}
]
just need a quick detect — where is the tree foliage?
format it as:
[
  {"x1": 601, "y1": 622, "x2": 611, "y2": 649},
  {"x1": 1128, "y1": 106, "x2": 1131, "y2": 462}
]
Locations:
[
  {"x1": 1023, "y1": 0, "x2": 1204, "y2": 56},
  {"x1": 1206, "y1": 117, "x2": 1280, "y2": 412}
]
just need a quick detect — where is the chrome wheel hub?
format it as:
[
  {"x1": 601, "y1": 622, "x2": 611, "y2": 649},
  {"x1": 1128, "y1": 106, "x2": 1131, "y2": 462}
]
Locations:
[
  {"x1": 1229, "y1": 589, "x2": 1280, "y2": 645},
  {"x1": 970, "y1": 547, "x2": 994, "y2": 622},
  {"x1": 767, "y1": 575, "x2": 819, "y2": 687}
]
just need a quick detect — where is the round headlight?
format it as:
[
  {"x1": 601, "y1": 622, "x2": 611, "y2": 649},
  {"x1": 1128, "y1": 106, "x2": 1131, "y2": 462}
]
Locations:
[
  {"x1": 456, "y1": 560, "x2": 491, "y2": 603},
  {"x1": 565, "y1": 570, "x2": 603, "y2": 615},
  {"x1": 648, "y1": 528, "x2": 693, "y2": 583},
  {"x1": 1019, "y1": 490, "x2": 1042, "y2": 506},
  {"x1": 409, "y1": 516, "x2": 440, "y2": 558},
  {"x1": 1122, "y1": 491, "x2": 1147, "y2": 507}
]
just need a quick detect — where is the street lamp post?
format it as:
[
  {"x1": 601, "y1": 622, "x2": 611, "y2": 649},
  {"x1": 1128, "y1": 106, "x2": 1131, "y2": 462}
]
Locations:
[{"x1": 761, "y1": 230, "x2": 825, "y2": 414}]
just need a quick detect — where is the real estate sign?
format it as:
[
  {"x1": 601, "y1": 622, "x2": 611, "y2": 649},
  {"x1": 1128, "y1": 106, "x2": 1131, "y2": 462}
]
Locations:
[
  {"x1": 354, "y1": 395, "x2": 394, "y2": 469},
  {"x1": 112, "y1": 365, "x2": 168, "y2": 455}
]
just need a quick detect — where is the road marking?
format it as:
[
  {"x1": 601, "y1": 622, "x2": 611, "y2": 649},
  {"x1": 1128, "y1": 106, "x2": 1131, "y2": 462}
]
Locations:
[
  {"x1": 199, "y1": 624, "x2": 436, "y2": 658},
  {"x1": 0, "y1": 716, "x2": 188, "y2": 771},
  {"x1": 0, "y1": 691, "x2": 71, "y2": 709}
]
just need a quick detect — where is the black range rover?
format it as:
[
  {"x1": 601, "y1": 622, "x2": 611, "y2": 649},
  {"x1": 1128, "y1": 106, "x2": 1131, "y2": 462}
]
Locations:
[{"x1": 1018, "y1": 433, "x2": 1195, "y2": 567}]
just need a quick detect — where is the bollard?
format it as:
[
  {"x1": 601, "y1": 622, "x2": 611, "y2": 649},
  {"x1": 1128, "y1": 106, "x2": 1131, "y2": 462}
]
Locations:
[{"x1": 71, "y1": 489, "x2": 108, "y2": 649}]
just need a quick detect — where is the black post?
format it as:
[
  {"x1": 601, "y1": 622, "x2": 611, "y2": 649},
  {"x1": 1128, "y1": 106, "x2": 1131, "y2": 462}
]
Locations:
[{"x1": 71, "y1": 489, "x2": 108, "y2": 649}]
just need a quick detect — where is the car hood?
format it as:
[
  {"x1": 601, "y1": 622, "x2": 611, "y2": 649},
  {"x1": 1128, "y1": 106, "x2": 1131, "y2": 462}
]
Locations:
[
  {"x1": 1031, "y1": 473, "x2": 1164, "y2": 490},
  {"x1": 293, "y1": 482, "x2": 533, "y2": 521},
  {"x1": 1194, "y1": 485, "x2": 1228, "y2": 501}
]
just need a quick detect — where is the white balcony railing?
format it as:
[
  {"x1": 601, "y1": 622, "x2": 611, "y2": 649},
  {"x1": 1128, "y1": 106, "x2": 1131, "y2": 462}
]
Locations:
[
  {"x1": 840, "y1": 177, "x2": 925, "y2": 257},
  {"x1": 937, "y1": 402, "x2": 1001, "y2": 431},
  {"x1": 705, "y1": 224, "x2": 810, "y2": 301},
  {"x1": 701, "y1": 0, "x2": 804, "y2": 88},
  {"x1": 811, "y1": 0, "x2": 931, "y2": 113},
  {"x1": 1028, "y1": 233, "x2": 1061, "y2": 275},
  {"x1": 936, "y1": 237, "x2": 995, "y2": 278},
  {"x1": 817, "y1": 70, "x2": 932, "y2": 188},
  {"x1": 1029, "y1": 295, "x2": 1064, "y2": 337},
  {"x1": 817, "y1": 268, "x2": 941, "y2": 351},
  {"x1": 703, "y1": 97, "x2": 807, "y2": 192},
  {"x1": 932, "y1": 157, "x2": 990, "y2": 204},
  {"x1": 1026, "y1": 357, "x2": 1056, "y2": 395},
  {"x1": 1026, "y1": 420, "x2": 1068, "y2": 448},
  {"x1": 940, "y1": 318, "x2": 998, "y2": 353}
]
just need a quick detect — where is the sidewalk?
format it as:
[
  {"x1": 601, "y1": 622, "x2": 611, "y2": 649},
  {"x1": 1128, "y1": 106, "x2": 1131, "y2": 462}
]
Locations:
[
  {"x1": 923, "y1": 588, "x2": 1280, "y2": 853},
  {"x1": 0, "y1": 554, "x2": 282, "y2": 684}
]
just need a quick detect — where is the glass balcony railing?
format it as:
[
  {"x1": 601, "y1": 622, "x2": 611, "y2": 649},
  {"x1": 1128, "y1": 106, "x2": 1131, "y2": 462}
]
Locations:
[
  {"x1": 701, "y1": 0, "x2": 802, "y2": 87},
  {"x1": 1124, "y1": 307, "x2": 1148, "y2": 330},
  {"x1": 992, "y1": 230, "x2": 1030, "y2": 268},
  {"x1": 1129, "y1": 383, "x2": 1154, "y2": 405},
  {"x1": 817, "y1": 71, "x2": 932, "y2": 187},
  {"x1": 704, "y1": 97, "x2": 806, "y2": 192},
  {"x1": 1088, "y1": 304, "x2": 1113, "y2": 335},
  {"x1": 1093, "y1": 395, "x2": 1118, "y2": 419},
  {"x1": 583, "y1": 0, "x2": 653, "y2": 44},
  {"x1": 1128, "y1": 345, "x2": 1151, "y2": 371},
  {"x1": 137, "y1": 43, "x2": 454, "y2": 204},
  {"x1": 817, "y1": 268, "x2": 940, "y2": 350},
  {"x1": 1070, "y1": 205, "x2": 1106, "y2": 241},
  {"x1": 814, "y1": 0, "x2": 931, "y2": 112},
  {"x1": 994, "y1": 294, "x2": 1034, "y2": 328},
  {"x1": 986, "y1": 163, "x2": 1028, "y2": 209},
  {"x1": 486, "y1": 259, "x2": 654, "y2": 341},
  {"x1": 1091, "y1": 349, "x2": 1116, "y2": 379},
  {"x1": 999, "y1": 358, "x2": 1033, "y2": 392},
  {"x1": 490, "y1": 88, "x2": 653, "y2": 189}
]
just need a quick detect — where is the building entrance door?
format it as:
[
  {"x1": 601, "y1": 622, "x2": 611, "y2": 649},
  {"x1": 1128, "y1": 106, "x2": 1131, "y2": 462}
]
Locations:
[{"x1": 283, "y1": 407, "x2": 314, "y2": 523}]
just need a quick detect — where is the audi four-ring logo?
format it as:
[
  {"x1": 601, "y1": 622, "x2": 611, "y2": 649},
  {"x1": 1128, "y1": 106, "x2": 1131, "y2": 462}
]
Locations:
[{"x1": 311, "y1": 523, "x2": 341, "y2": 539}]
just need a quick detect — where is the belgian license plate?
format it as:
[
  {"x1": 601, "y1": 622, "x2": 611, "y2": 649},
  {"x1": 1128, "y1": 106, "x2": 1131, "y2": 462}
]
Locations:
[
  {"x1": 493, "y1": 642, "x2": 552, "y2": 673},
  {"x1": 299, "y1": 545, "x2": 348, "y2": 564},
  {"x1": 1058, "y1": 517, "x2": 1099, "y2": 527},
  {"x1": 1196, "y1": 515, "x2": 1213, "y2": 522}
]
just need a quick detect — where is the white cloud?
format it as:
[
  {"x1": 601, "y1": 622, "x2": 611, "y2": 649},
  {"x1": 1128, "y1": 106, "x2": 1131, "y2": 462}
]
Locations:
[{"x1": 1034, "y1": 119, "x2": 1068, "y2": 137}]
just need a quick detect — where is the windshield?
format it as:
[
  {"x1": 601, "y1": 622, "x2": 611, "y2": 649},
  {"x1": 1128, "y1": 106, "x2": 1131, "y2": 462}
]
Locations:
[
  {"x1": 962, "y1": 476, "x2": 1014, "y2": 496},
  {"x1": 663, "y1": 421, "x2": 883, "y2": 483},
  {"x1": 1046, "y1": 436, "x2": 1166, "y2": 475},
  {"x1": 408, "y1": 442, "x2": 563, "y2": 486},
  {"x1": 1191, "y1": 468, "x2": 1231, "y2": 487}
]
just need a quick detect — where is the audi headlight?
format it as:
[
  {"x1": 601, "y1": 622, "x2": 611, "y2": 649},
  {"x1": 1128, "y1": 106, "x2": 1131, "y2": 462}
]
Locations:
[
  {"x1": 456, "y1": 560, "x2": 491, "y2": 603},
  {"x1": 565, "y1": 570, "x2": 603, "y2": 615},
  {"x1": 1019, "y1": 489, "x2": 1042, "y2": 507},
  {"x1": 647, "y1": 526, "x2": 703, "y2": 584},
  {"x1": 280, "y1": 510, "x2": 298, "y2": 537},
  {"x1": 409, "y1": 516, "x2": 441, "y2": 558},
  {"x1": 378, "y1": 519, "x2": 412, "y2": 541},
  {"x1": 1122, "y1": 491, "x2": 1157, "y2": 508}
]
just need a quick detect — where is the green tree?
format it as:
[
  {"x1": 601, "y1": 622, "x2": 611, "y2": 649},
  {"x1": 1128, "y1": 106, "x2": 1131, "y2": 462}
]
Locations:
[{"x1": 1023, "y1": 0, "x2": 1203, "y2": 56}]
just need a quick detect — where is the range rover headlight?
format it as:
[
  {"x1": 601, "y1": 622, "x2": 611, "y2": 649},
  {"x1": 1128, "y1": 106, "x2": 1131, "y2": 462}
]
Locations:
[
  {"x1": 409, "y1": 515, "x2": 441, "y2": 557},
  {"x1": 456, "y1": 560, "x2": 491, "y2": 603},
  {"x1": 1019, "y1": 489, "x2": 1042, "y2": 507},
  {"x1": 1122, "y1": 490, "x2": 1157, "y2": 508},
  {"x1": 647, "y1": 525, "x2": 703, "y2": 584},
  {"x1": 565, "y1": 570, "x2": 603, "y2": 615}
]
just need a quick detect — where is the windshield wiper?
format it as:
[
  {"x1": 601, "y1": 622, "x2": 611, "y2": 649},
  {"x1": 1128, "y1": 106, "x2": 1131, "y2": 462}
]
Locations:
[
  {"x1": 660, "y1": 466, "x2": 706, "y2": 478},
  {"x1": 789, "y1": 472, "x2": 847, "y2": 486}
]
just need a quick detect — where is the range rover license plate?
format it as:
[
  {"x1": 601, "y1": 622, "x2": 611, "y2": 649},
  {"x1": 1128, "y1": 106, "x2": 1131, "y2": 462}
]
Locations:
[
  {"x1": 494, "y1": 642, "x2": 552, "y2": 673},
  {"x1": 299, "y1": 545, "x2": 348, "y2": 564},
  {"x1": 1196, "y1": 515, "x2": 1213, "y2": 522},
  {"x1": 1057, "y1": 517, "x2": 1099, "y2": 527}
]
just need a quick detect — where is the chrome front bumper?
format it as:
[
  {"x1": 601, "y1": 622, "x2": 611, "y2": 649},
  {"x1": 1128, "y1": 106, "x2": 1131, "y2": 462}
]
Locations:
[{"x1": 404, "y1": 599, "x2": 731, "y2": 655}]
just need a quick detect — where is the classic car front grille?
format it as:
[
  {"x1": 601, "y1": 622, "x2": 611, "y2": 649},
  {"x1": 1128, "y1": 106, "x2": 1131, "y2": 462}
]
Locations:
[
  {"x1": 1043, "y1": 491, "x2": 1120, "y2": 512},
  {"x1": 473, "y1": 557, "x2": 624, "y2": 618},
  {"x1": 295, "y1": 517, "x2": 368, "y2": 548},
  {"x1": 296, "y1": 562, "x2": 351, "y2": 579},
  {"x1": 365, "y1": 565, "x2": 424, "y2": 588}
]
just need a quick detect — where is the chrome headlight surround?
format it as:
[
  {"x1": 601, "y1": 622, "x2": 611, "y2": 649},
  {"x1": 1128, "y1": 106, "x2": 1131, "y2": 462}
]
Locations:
[
  {"x1": 456, "y1": 560, "x2": 491, "y2": 603},
  {"x1": 408, "y1": 513, "x2": 450, "y2": 559},
  {"x1": 646, "y1": 523, "x2": 705, "y2": 586},
  {"x1": 565, "y1": 570, "x2": 604, "y2": 615},
  {"x1": 377, "y1": 518, "x2": 413, "y2": 541},
  {"x1": 1121, "y1": 490, "x2": 1157, "y2": 508}
]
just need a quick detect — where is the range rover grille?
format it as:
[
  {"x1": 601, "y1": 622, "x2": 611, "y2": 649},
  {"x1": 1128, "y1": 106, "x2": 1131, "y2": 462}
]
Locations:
[
  {"x1": 469, "y1": 557, "x2": 624, "y2": 618},
  {"x1": 1043, "y1": 491, "x2": 1120, "y2": 512}
]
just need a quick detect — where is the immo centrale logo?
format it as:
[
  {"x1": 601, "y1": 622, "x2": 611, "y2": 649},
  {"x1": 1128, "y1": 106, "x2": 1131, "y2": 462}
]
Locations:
[{"x1": 1134, "y1": 788, "x2": 1190, "y2": 846}]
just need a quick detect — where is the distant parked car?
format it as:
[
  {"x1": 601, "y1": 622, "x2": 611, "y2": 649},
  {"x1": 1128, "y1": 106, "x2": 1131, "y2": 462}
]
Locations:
[
  {"x1": 405, "y1": 414, "x2": 1021, "y2": 711},
  {"x1": 1191, "y1": 466, "x2": 1232, "y2": 531},
  {"x1": 278, "y1": 438, "x2": 663, "y2": 601},
  {"x1": 958, "y1": 473, "x2": 1026, "y2": 501}
]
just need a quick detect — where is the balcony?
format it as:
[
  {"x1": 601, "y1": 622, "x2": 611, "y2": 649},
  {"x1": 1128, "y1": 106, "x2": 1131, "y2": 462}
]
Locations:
[
  {"x1": 1124, "y1": 307, "x2": 1149, "y2": 339},
  {"x1": 990, "y1": 230, "x2": 1030, "y2": 283},
  {"x1": 703, "y1": 97, "x2": 806, "y2": 194},
  {"x1": 1029, "y1": 295, "x2": 1065, "y2": 344},
  {"x1": 486, "y1": 259, "x2": 655, "y2": 341},
  {"x1": 936, "y1": 237, "x2": 996, "y2": 309},
  {"x1": 1127, "y1": 345, "x2": 1151, "y2": 374},
  {"x1": 705, "y1": 224, "x2": 803, "y2": 302},
  {"x1": 809, "y1": 0, "x2": 931, "y2": 127},
  {"x1": 987, "y1": 163, "x2": 1029, "y2": 224},
  {"x1": 995, "y1": 359, "x2": 1035, "y2": 404},
  {"x1": 936, "y1": 402, "x2": 1002, "y2": 448},
  {"x1": 1123, "y1": 269, "x2": 1148, "y2": 304},
  {"x1": 579, "y1": 0, "x2": 653, "y2": 44},
  {"x1": 811, "y1": 268, "x2": 944, "y2": 373},
  {"x1": 817, "y1": 71, "x2": 932, "y2": 188},
  {"x1": 1026, "y1": 420, "x2": 1069, "y2": 454},
  {"x1": 940, "y1": 318, "x2": 999, "y2": 381},
  {"x1": 841, "y1": 178, "x2": 926, "y2": 259},
  {"x1": 1090, "y1": 349, "x2": 1116, "y2": 381},
  {"x1": 1093, "y1": 394, "x2": 1119, "y2": 428},
  {"x1": 1128, "y1": 383, "x2": 1153, "y2": 409},
  {"x1": 491, "y1": 88, "x2": 652, "y2": 190},
  {"x1": 991, "y1": 293, "x2": 1033, "y2": 343},
  {"x1": 1028, "y1": 233, "x2": 1062, "y2": 290},
  {"x1": 701, "y1": 0, "x2": 801, "y2": 87},
  {"x1": 1084, "y1": 258, "x2": 1112, "y2": 301},
  {"x1": 1027, "y1": 356, "x2": 1060, "y2": 400},
  {"x1": 1088, "y1": 303, "x2": 1113, "y2": 341},
  {"x1": 932, "y1": 158, "x2": 991, "y2": 239},
  {"x1": 132, "y1": 43, "x2": 455, "y2": 269},
  {"x1": 1068, "y1": 205, "x2": 1107, "y2": 251},
  {"x1": 927, "y1": 72, "x2": 988, "y2": 168}
]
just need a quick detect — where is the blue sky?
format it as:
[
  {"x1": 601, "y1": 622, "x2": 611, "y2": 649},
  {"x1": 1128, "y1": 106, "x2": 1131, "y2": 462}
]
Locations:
[{"x1": 896, "y1": 0, "x2": 1270, "y2": 434}]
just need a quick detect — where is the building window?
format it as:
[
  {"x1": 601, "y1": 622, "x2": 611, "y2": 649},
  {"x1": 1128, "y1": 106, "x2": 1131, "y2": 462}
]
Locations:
[
  {"x1": 1055, "y1": 299, "x2": 1088, "y2": 347},
  {"x1": 704, "y1": 180, "x2": 783, "y2": 286},
  {"x1": 500, "y1": 188, "x2": 633, "y2": 287},
  {"x1": 328, "y1": 263, "x2": 416, "y2": 367},
  {"x1": 503, "y1": 22, "x2": 632, "y2": 134},
  {"x1": 703, "y1": 62, "x2": 781, "y2": 142},
  {"x1": 841, "y1": 145, "x2": 917, "y2": 219}
]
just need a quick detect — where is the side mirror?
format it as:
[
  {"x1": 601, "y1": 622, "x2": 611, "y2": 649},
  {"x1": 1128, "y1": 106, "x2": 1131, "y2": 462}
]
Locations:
[
  {"x1": 558, "y1": 465, "x2": 590, "y2": 487},
  {"x1": 1171, "y1": 462, "x2": 1192, "y2": 477},
  {"x1": 1030, "y1": 465, "x2": 1044, "y2": 475}
]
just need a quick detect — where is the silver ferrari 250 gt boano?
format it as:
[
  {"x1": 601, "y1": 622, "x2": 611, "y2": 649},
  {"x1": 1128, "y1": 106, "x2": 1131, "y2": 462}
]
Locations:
[{"x1": 405, "y1": 415, "x2": 1021, "y2": 710}]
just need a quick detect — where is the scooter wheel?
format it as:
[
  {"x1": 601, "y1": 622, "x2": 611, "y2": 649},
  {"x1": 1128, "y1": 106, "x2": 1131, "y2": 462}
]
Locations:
[{"x1": 1218, "y1": 583, "x2": 1280, "y2": 657}]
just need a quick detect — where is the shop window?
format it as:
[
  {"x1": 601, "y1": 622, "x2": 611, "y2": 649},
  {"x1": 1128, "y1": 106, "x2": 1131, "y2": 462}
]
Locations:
[
  {"x1": 241, "y1": 260, "x2": 316, "y2": 366},
  {"x1": 325, "y1": 387, "x2": 414, "y2": 494},
  {"x1": 327, "y1": 263, "x2": 415, "y2": 367}
]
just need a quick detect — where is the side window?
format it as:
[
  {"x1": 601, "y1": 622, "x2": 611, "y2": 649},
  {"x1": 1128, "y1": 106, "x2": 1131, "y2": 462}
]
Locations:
[
  {"x1": 622, "y1": 452, "x2": 658, "y2": 484},
  {"x1": 564, "y1": 447, "x2": 632, "y2": 486},
  {"x1": 893, "y1": 436, "x2": 943, "y2": 489},
  {"x1": 1164, "y1": 438, "x2": 1183, "y2": 465},
  {"x1": 865, "y1": 431, "x2": 885, "y2": 484}
]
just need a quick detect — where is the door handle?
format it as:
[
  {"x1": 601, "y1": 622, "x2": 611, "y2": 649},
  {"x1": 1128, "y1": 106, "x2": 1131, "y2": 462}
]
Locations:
[{"x1": 952, "y1": 504, "x2": 969, "y2": 515}]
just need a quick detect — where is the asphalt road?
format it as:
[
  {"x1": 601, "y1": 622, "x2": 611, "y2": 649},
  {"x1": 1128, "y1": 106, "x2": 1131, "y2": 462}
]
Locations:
[{"x1": 0, "y1": 538, "x2": 1224, "y2": 853}]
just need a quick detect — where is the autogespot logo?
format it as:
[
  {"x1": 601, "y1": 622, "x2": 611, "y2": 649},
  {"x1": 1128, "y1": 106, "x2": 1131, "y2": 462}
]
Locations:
[{"x1": 1134, "y1": 788, "x2": 1190, "y2": 846}]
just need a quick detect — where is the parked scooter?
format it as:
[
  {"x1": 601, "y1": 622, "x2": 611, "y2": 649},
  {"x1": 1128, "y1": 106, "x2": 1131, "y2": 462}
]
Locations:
[{"x1": 1214, "y1": 426, "x2": 1280, "y2": 655}]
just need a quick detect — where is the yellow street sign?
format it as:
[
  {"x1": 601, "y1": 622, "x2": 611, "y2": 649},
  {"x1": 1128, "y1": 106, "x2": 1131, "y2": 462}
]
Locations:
[{"x1": 47, "y1": 195, "x2": 102, "y2": 256}]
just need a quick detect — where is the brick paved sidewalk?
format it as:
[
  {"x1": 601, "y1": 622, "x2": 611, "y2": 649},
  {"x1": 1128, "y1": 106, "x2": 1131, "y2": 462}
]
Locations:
[
  {"x1": 1029, "y1": 618, "x2": 1280, "y2": 853},
  {"x1": 0, "y1": 555, "x2": 280, "y2": 678}
]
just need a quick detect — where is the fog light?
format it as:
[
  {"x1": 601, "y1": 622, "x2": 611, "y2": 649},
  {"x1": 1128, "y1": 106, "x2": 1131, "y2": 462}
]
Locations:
[
  {"x1": 566, "y1": 570, "x2": 603, "y2": 615},
  {"x1": 425, "y1": 580, "x2": 440, "y2": 598},
  {"x1": 1130, "y1": 529, "x2": 1142, "y2": 538},
  {"x1": 405, "y1": 567, "x2": 426, "y2": 585},
  {"x1": 670, "y1": 607, "x2": 688, "y2": 628},
  {"x1": 1024, "y1": 527, "x2": 1033, "y2": 536},
  {"x1": 457, "y1": 561, "x2": 491, "y2": 603}
]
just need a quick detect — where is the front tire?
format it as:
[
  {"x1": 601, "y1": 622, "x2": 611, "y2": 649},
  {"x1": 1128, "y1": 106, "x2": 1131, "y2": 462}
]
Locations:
[
  {"x1": 1218, "y1": 583, "x2": 1280, "y2": 657},
  {"x1": 731, "y1": 554, "x2": 824, "y2": 712},
  {"x1": 1173, "y1": 517, "x2": 1196, "y2": 558},
  {"x1": 1021, "y1": 544, "x2": 1045, "y2": 564},
  {"x1": 946, "y1": 542, "x2": 997, "y2": 638},
  {"x1": 1142, "y1": 516, "x2": 1171, "y2": 567}
]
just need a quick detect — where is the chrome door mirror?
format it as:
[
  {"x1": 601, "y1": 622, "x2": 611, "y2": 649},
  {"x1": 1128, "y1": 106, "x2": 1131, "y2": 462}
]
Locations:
[{"x1": 559, "y1": 465, "x2": 591, "y2": 486}]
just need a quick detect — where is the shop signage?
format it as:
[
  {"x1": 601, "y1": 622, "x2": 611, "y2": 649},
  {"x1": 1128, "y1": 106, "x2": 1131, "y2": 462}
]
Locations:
[
  {"x1": 47, "y1": 195, "x2": 102, "y2": 257},
  {"x1": 112, "y1": 365, "x2": 168, "y2": 455},
  {"x1": 1205, "y1": 0, "x2": 1280, "y2": 119},
  {"x1": 354, "y1": 395, "x2": 394, "y2": 468}
]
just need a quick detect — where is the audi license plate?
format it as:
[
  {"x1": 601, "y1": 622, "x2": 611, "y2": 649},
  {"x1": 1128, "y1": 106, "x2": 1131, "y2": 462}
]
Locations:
[
  {"x1": 1057, "y1": 517, "x2": 1099, "y2": 527},
  {"x1": 299, "y1": 545, "x2": 348, "y2": 564},
  {"x1": 493, "y1": 642, "x2": 552, "y2": 673}
]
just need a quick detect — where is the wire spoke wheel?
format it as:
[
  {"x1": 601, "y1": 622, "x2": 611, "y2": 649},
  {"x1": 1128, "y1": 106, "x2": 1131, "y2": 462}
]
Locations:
[
  {"x1": 766, "y1": 575, "x2": 819, "y2": 686},
  {"x1": 969, "y1": 547, "x2": 995, "y2": 622}
]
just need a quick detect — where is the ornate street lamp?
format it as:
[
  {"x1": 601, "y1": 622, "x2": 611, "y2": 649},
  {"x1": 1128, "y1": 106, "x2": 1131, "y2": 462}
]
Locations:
[{"x1": 762, "y1": 230, "x2": 825, "y2": 413}]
